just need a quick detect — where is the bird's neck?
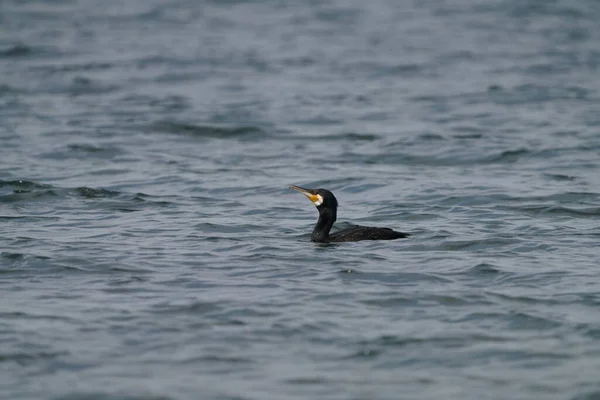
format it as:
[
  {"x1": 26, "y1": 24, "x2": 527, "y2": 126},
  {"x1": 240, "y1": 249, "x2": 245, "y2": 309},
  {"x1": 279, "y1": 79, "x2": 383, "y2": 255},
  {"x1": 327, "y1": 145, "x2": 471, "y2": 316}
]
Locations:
[{"x1": 311, "y1": 208, "x2": 336, "y2": 242}]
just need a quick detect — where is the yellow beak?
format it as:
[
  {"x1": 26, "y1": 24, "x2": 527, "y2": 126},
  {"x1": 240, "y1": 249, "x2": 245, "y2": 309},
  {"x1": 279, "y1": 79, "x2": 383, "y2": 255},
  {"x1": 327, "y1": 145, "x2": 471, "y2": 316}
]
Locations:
[{"x1": 290, "y1": 185, "x2": 320, "y2": 204}]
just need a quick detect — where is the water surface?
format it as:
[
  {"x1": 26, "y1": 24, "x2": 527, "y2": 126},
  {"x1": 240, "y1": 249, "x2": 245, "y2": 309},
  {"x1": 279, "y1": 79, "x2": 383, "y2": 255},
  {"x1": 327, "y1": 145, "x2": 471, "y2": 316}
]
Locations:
[{"x1": 2, "y1": 0, "x2": 600, "y2": 399}]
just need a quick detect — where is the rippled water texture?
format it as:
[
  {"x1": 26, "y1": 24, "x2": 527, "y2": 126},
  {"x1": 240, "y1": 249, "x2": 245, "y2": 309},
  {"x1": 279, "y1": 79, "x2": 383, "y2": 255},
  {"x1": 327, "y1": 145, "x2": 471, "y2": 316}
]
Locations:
[{"x1": 2, "y1": 0, "x2": 600, "y2": 399}]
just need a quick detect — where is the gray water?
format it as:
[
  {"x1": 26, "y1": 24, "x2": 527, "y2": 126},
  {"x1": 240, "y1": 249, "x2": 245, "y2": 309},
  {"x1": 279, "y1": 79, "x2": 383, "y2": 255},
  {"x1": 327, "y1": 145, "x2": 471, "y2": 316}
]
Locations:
[{"x1": 2, "y1": 0, "x2": 600, "y2": 399}]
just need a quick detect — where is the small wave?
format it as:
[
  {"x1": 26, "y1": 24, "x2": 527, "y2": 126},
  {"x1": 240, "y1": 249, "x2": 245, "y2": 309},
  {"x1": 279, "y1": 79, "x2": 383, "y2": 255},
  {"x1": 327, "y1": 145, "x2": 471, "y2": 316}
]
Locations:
[
  {"x1": 418, "y1": 132, "x2": 445, "y2": 141},
  {"x1": 572, "y1": 391, "x2": 600, "y2": 400},
  {"x1": 152, "y1": 300, "x2": 223, "y2": 315},
  {"x1": 0, "y1": 350, "x2": 66, "y2": 365},
  {"x1": 336, "y1": 147, "x2": 533, "y2": 166},
  {"x1": 0, "y1": 216, "x2": 59, "y2": 222},
  {"x1": 506, "y1": 311, "x2": 563, "y2": 330},
  {"x1": 131, "y1": 193, "x2": 173, "y2": 207},
  {"x1": 0, "y1": 252, "x2": 53, "y2": 274},
  {"x1": 467, "y1": 262, "x2": 503, "y2": 275},
  {"x1": 0, "y1": 311, "x2": 73, "y2": 322},
  {"x1": 357, "y1": 332, "x2": 509, "y2": 351},
  {"x1": 508, "y1": 2, "x2": 585, "y2": 19},
  {"x1": 343, "y1": 271, "x2": 453, "y2": 285},
  {"x1": 0, "y1": 44, "x2": 33, "y2": 58},
  {"x1": 36, "y1": 144, "x2": 125, "y2": 161},
  {"x1": 544, "y1": 173, "x2": 576, "y2": 181},
  {"x1": 0, "y1": 180, "x2": 57, "y2": 202},
  {"x1": 66, "y1": 144, "x2": 124, "y2": 156},
  {"x1": 53, "y1": 393, "x2": 177, "y2": 400},
  {"x1": 440, "y1": 237, "x2": 520, "y2": 251},
  {"x1": 487, "y1": 291, "x2": 568, "y2": 306},
  {"x1": 67, "y1": 144, "x2": 105, "y2": 153},
  {"x1": 154, "y1": 121, "x2": 265, "y2": 139},
  {"x1": 342, "y1": 183, "x2": 387, "y2": 193},
  {"x1": 344, "y1": 348, "x2": 382, "y2": 359},
  {"x1": 483, "y1": 148, "x2": 530, "y2": 163},
  {"x1": 67, "y1": 76, "x2": 119, "y2": 96},
  {"x1": 28, "y1": 61, "x2": 112, "y2": 74},
  {"x1": 0, "y1": 84, "x2": 19, "y2": 95},
  {"x1": 179, "y1": 354, "x2": 253, "y2": 365},
  {"x1": 451, "y1": 129, "x2": 484, "y2": 139},
  {"x1": 513, "y1": 205, "x2": 600, "y2": 217},
  {"x1": 506, "y1": 191, "x2": 600, "y2": 203},
  {"x1": 0, "y1": 181, "x2": 177, "y2": 211},
  {"x1": 302, "y1": 132, "x2": 379, "y2": 141},
  {"x1": 118, "y1": 94, "x2": 189, "y2": 111},
  {"x1": 338, "y1": 61, "x2": 424, "y2": 79},
  {"x1": 492, "y1": 84, "x2": 589, "y2": 104},
  {"x1": 195, "y1": 222, "x2": 265, "y2": 233},
  {"x1": 74, "y1": 187, "x2": 120, "y2": 199},
  {"x1": 0, "y1": 180, "x2": 51, "y2": 191},
  {"x1": 284, "y1": 376, "x2": 330, "y2": 385},
  {"x1": 1, "y1": 252, "x2": 50, "y2": 261}
]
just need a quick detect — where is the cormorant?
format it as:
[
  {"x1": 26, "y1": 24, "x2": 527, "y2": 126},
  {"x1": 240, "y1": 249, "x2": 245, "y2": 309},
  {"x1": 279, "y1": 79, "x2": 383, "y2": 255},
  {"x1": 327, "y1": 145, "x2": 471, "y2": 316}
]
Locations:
[{"x1": 290, "y1": 185, "x2": 409, "y2": 243}]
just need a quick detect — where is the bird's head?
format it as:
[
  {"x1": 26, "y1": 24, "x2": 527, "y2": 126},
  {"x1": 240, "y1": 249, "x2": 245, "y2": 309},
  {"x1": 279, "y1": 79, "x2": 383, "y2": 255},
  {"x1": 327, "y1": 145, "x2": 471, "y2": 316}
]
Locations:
[{"x1": 290, "y1": 185, "x2": 338, "y2": 211}]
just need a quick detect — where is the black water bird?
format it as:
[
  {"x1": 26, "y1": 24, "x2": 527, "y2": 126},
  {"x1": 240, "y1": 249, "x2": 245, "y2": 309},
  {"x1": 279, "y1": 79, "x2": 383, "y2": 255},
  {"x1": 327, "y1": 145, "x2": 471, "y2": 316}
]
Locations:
[{"x1": 290, "y1": 185, "x2": 409, "y2": 243}]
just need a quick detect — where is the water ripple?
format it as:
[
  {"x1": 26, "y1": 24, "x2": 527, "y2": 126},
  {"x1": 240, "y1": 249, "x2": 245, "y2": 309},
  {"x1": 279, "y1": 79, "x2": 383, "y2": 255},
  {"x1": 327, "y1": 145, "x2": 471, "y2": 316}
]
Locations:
[{"x1": 2, "y1": 0, "x2": 600, "y2": 399}]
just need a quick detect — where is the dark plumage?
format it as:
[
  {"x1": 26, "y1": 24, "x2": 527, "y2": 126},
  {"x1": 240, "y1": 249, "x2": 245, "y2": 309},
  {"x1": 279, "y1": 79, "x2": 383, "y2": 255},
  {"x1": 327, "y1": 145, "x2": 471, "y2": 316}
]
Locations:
[{"x1": 290, "y1": 185, "x2": 409, "y2": 243}]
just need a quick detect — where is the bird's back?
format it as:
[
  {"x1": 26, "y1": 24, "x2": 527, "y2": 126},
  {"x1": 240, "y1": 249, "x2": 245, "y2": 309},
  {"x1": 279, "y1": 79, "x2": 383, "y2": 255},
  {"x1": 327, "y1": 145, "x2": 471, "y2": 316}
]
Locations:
[{"x1": 327, "y1": 225, "x2": 409, "y2": 242}]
